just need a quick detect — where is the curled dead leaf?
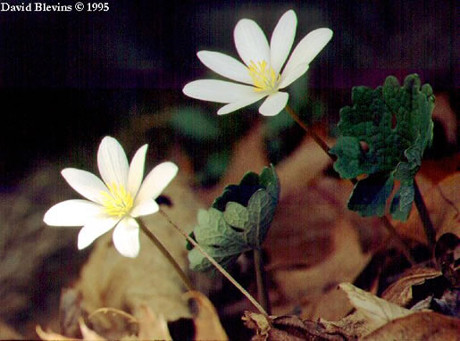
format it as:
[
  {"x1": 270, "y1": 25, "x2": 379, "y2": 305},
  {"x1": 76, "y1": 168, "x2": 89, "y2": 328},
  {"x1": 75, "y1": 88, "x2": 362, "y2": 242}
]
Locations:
[
  {"x1": 381, "y1": 267, "x2": 442, "y2": 307},
  {"x1": 36, "y1": 319, "x2": 106, "y2": 341},
  {"x1": 242, "y1": 311, "x2": 352, "y2": 341},
  {"x1": 362, "y1": 311, "x2": 460, "y2": 341},
  {"x1": 186, "y1": 291, "x2": 228, "y2": 341},
  {"x1": 136, "y1": 305, "x2": 172, "y2": 341},
  {"x1": 339, "y1": 282, "x2": 412, "y2": 326}
]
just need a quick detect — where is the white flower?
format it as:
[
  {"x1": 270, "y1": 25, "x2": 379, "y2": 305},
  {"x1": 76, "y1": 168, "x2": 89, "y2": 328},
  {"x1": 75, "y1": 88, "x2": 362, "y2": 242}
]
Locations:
[
  {"x1": 43, "y1": 136, "x2": 178, "y2": 258},
  {"x1": 183, "y1": 10, "x2": 333, "y2": 116}
]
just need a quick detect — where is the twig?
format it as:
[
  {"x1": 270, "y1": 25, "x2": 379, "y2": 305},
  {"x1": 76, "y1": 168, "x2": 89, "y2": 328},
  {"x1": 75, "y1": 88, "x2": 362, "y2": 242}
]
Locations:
[
  {"x1": 284, "y1": 105, "x2": 416, "y2": 265},
  {"x1": 136, "y1": 218, "x2": 194, "y2": 291},
  {"x1": 159, "y1": 210, "x2": 269, "y2": 317}
]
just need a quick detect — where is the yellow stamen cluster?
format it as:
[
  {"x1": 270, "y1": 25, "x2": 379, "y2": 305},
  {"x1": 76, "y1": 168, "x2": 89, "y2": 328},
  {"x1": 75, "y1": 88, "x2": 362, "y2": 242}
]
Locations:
[
  {"x1": 101, "y1": 183, "x2": 134, "y2": 218},
  {"x1": 248, "y1": 60, "x2": 280, "y2": 92}
]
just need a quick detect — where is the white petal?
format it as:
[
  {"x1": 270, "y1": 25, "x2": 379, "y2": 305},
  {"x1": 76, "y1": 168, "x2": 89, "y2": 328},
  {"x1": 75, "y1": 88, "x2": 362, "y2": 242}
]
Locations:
[
  {"x1": 43, "y1": 199, "x2": 104, "y2": 226},
  {"x1": 197, "y1": 51, "x2": 253, "y2": 84},
  {"x1": 279, "y1": 64, "x2": 310, "y2": 89},
  {"x1": 112, "y1": 217, "x2": 140, "y2": 258},
  {"x1": 128, "y1": 144, "x2": 148, "y2": 195},
  {"x1": 131, "y1": 198, "x2": 159, "y2": 217},
  {"x1": 61, "y1": 168, "x2": 107, "y2": 204},
  {"x1": 183, "y1": 79, "x2": 260, "y2": 104},
  {"x1": 270, "y1": 10, "x2": 297, "y2": 74},
  {"x1": 281, "y1": 28, "x2": 333, "y2": 87},
  {"x1": 258, "y1": 92, "x2": 289, "y2": 116},
  {"x1": 97, "y1": 136, "x2": 129, "y2": 188},
  {"x1": 217, "y1": 92, "x2": 267, "y2": 115},
  {"x1": 135, "y1": 161, "x2": 178, "y2": 205},
  {"x1": 234, "y1": 18, "x2": 270, "y2": 67},
  {"x1": 77, "y1": 217, "x2": 118, "y2": 249}
]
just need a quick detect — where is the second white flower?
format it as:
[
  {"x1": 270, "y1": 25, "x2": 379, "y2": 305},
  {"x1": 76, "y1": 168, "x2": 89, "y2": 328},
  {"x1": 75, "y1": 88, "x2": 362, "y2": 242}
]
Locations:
[{"x1": 183, "y1": 9, "x2": 333, "y2": 116}]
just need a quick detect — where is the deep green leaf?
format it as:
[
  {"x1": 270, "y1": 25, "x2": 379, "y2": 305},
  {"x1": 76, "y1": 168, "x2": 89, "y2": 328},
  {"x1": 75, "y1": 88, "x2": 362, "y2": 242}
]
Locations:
[
  {"x1": 330, "y1": 74, "x2": 434, "y2": 220},
  {"x1": 348, "y1": 174, "x2": 394, "y2": 217},
  {"x1": 188, "y1": 165, "x2": 279, "y2": 272}
]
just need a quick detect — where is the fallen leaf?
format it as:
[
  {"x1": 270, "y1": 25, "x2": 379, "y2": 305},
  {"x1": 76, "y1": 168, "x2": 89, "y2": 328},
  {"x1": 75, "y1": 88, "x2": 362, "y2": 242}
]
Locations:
[
  {"x1": 187, "y1": 291, "x2": 228, "y2": 340},
  {"x1": 268, "y1": 219, "x2": 371, "y2": 320},
  {"x1": 36, "y1": 325, "x2": 79, "y2": 341},
  {"x1": 398, "y1": 172, "x2": 460, "y2": 243},
  {"x1": 381, "y1": 267, "x2": 442, "y2": 307},
  {"x1": 78, "y1": 320, "x2": 107, "y2": 341},
  {"x1": 339, "y1": 283, "x2": 413, "y2": 328},
  {"x1": 242, "y1": 311, "x2": 351, "y2": 341},
  {"x1": 36, "y1": 319, "x2": 106, "y2": 341},
  {"x1": 137, "y1": 305, "x2": 172, "y2": 341},
  {"x1": 361, "y1": 311, "x2": 460, "y2": 341}
]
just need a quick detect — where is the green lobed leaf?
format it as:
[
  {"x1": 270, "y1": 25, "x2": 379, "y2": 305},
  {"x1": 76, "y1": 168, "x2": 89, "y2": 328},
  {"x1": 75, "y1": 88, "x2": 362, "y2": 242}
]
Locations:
[
  {"x1": 188, "y1": 165, "x2": 279, "y2": 273},
  {"x1": 330, "y1": 74, "x2": 434, "y2": 220}
]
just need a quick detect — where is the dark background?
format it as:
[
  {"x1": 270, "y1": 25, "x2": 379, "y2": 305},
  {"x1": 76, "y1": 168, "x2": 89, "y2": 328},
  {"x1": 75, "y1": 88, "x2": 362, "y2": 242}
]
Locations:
[{"x1": 1, "y1": 0, "x2": 458, "y2": 187}]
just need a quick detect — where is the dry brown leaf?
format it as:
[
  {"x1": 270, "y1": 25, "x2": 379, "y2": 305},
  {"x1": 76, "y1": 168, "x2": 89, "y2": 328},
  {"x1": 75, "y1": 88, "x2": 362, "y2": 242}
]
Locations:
[
  {"x1": 137, "y1": 305, "x2": 172, "y2": 341},
  {"x1": 339, "y1": 283, "x2": 412, "y2": 327},
  {"x1": 275, "y1": 136, "x2": 333, "y2": 200},
  {"x1": 269, "y1": 220, "x2": 371, "y2": 320},
  {"x1": 186, "y1": 291, "x2": 228, "y2": 340},
  {"x1": 398, "y1": 173, "x2": 460, "y2": 243},
  {"x1": 36, "y1": 325, "x2": 79, "y2": 341},
  {"x1": 36, "y1": 319, "x2": 107, "y2": 341},
  {"x1": 243, "y1": 311, "x2": 351, "y2": 341},
  {"x1": 316, "y1": 283, "x2": 414, "y2": 339},
  {"x1": 381, "y1": 267, "x2": 442, "y2": 307},
  {"x1": 361, "y1": 311, "x2": 460, "y2": 341}
]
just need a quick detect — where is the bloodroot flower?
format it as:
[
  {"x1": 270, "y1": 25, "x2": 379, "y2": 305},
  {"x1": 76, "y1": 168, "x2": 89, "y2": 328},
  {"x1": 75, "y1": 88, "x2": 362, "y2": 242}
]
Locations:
[
  {"x1": 43, "y1": 136, "x2": 178, "y2": 258},
  {"x1": 183, "y1": 9, "x2": 333, "y2": 116}
]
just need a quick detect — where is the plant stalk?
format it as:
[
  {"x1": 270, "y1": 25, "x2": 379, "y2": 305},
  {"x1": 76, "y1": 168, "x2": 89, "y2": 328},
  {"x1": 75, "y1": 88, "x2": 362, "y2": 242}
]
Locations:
[
  {"x1": 413, "y1": 180, "x2": 436, "y2": 248},
  {"x1": 253, "y1": 248, "x2": 271, "y2": 315},
  {"x1": 284, "y1": 105, "x2": 416, "y2": 265},
  {"x1": 136, "y1": 218, "x2": 194, "y2": 291},
  {"x1": 285, "y1": 104, "x2": 333, "y2": 158},
  {"x1": 159, "y1": 210, "x2": 268, "y2": 317}
]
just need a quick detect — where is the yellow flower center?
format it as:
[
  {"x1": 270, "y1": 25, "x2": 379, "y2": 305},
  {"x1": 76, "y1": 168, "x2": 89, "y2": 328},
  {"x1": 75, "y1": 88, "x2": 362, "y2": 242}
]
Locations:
[
  {"x1": 101, "y1": 183, "x2": 134, "y2": 218},
  {"x1": 248, "y1": 60, "x2": 280, "y2": 92}
]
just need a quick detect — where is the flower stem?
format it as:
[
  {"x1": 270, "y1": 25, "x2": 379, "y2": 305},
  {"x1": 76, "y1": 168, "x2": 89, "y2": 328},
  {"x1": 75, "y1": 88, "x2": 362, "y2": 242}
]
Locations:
[
  {"x1": 136, "y1": 217, "x2": 194, "y2": 292},
  {"x1": 284, "y1": 104, "x2": 416, "y2": 265},
  {"x1": 413, "y1": 180, "x2": 436, "y2": 249},
  {"x1": 159, "y1": 210, "x2": 269, "y2": 317},
  {"x1": 285, "y1": 104, "x2": 333, "y2": 158},
  {"x1": 253, "y1": 248, "x2": 271, "y2": 315}
]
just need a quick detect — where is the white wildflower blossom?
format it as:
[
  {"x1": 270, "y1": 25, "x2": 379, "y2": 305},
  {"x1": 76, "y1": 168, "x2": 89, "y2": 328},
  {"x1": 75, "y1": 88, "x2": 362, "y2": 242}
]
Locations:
[
  {"x1": 183, "y1": 9, "x2": 333, "y2": 116},
  {"x1": 43, "y1": 136, "x2": 178, "y2": 258}
]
